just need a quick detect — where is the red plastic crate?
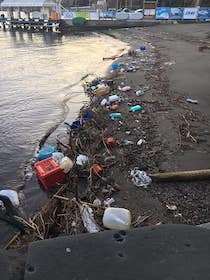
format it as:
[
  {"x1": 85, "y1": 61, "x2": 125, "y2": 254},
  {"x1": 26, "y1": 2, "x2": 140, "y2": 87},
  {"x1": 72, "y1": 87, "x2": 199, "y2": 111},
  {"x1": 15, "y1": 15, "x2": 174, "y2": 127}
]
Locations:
[{"x1": 34, "y1": 158, "x2": 65, "y2": 190}]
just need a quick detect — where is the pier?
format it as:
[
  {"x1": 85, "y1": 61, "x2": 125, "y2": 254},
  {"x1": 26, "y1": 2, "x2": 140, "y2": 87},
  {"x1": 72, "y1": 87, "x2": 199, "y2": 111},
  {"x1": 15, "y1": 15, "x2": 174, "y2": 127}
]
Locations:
[{"x1": 0, "y1": 18, "x2": 60, "y2": 32}]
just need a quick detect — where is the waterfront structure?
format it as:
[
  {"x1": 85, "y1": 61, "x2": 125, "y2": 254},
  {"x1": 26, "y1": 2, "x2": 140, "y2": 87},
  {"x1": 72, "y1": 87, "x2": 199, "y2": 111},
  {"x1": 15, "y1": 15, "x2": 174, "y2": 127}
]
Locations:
[{"x1": 1, "y1": 0, "x2": 58, "y2": 20}]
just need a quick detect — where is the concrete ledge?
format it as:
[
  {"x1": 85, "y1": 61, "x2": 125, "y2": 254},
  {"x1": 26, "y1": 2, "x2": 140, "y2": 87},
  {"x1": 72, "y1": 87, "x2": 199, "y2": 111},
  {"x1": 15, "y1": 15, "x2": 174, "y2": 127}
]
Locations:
[
  {"x1": 25, "y1": 224, "x2": 210, "y2": 280},
  {"x1": 60, "y1": 19, "x2": 159, "y2": 33}
]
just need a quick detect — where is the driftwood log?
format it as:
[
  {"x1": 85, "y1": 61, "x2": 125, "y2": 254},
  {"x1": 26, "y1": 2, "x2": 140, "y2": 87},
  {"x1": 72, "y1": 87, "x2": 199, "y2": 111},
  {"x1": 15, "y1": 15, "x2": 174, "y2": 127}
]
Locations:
[{"x1": 149, "y1": 169, "x2": 210, "y2": 182}]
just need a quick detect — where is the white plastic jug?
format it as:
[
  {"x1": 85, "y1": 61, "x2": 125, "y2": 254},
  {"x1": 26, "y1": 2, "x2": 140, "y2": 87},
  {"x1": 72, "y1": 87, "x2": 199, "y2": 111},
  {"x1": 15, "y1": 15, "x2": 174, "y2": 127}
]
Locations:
[
  {"x1": 59, "y1": 157, "x2": 74, "y2": 173},
  {"x1": 103, "y1": 207, "x2": 131, "y2": 230}
]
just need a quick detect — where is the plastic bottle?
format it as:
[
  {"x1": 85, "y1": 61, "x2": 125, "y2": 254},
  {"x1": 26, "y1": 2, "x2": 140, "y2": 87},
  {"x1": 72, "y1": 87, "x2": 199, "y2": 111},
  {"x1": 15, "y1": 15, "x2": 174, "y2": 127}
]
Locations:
[
  {"x1": 110, "y1": 113, "x2": 122, "y2": 119},
  {"x1": 109, "y1": 95, "x2": 119, "y2": 103},
  {"x1": 52, "y1": 152, "x2": 64, "y2": 164},
  {"x1": 129, "y1": 105, "x2": 142, "y2": 112},
  {"x1": 100, "y1": 98, "x2": 107, "y2": 106},
  {"x1": 103, "y1": 207, "x2": 131, "y2": 230}
]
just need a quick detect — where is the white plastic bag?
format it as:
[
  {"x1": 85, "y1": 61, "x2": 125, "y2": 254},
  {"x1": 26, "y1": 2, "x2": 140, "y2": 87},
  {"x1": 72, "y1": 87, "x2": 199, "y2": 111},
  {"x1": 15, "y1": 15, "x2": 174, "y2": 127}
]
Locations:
[
  {"x1": 103, "y1": 207, "x2": 131, "y2": 230},
  {"x1": 79, "y1": 204, "x2": 100, "y2": 233},
  {"x1": 130, "y1": 168, "x2": 152, "y2": 188},
  {"x1": 76, "y1": 154, "x2": 88, "y2": 166},
  {"x1": 0, "y1": 189, "x2": 20, "y2": 207}
]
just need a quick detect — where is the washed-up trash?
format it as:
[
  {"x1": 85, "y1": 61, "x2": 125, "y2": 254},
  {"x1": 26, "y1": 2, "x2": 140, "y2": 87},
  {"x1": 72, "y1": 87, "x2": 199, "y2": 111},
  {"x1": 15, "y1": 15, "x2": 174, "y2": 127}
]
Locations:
[
  {"x1": 197, "y1": 45, "x2": 204, "y2": 52},
  {"x1": 64, "y1": 112, "x2": 90, "y2": 131},
  {"x1": 126, "y1": 66, "x2": 137, "y2": 72},
  {"x1": 130, "y1": 168, "x2": 152, "y2": 187},
  {"x1": 91, "y1": 85, "x2": 96, "y2": 91},
  {"x1": 97, "y1": 83, "x2": 106, "y2": 88},
  {"x1": 104, "y1": 156, "x2": 116, "y2": 164},
  {"x1": 38, "y1": 146, "x2": 55, "y2": 161},
  {"x1": 52, "y1": 152, "x2": 64, "y2": 164},
  {"x1": 136, "y1": 90, "x2": 144, "y2": 96},
  {"x1": 35, "y1": 158, "x2": 65, "y2": 190},
  {"x1": 119, "y1": 86, "x2": 131, "y2": 92},
  {"x1": 140, "y1": 46, "x2": 146, "y2": 51},
  {"x1": 0, "y1": 190, "x2": 19, "y2": 207},
  {"x1": 100, "y1": 98, "x2": 107, "y2": 106},
  {"x1": 118, "y1": 62, "x2": 125, "y2": 67},
  {"x1": 59, "y1": 157, "x2": 74, "y2": 173},
  {"x1": 166, "y1": 204, "x2": 177, "y2": 211},
  {"x1": 79, "y1": 203, "x2": 100, "y2": 233},
  {"x1": 140, "y1": 58, "x2": 146, "y2": 63},
  {"x1": 94, "y1": 85, "x2": 111, "y2": 96},
  {"x1": 109, "y1": 95, "x2": 119, "y2": 103},
  {"x1": 104, "y1": 197, "x2": 115, "y2": 207},
  {"x1": 186, "y1": 98, "x2": 198, "y2": 104},
  {"x1": 105, "y1": 137, "x2": 116, "y2": 147},
  {"x1": 124, "y1": 140, "x2": 134, "y2": 145},
  {"x1": 129, "y1": 105, "x2": 142, "y2": 112},
  {"x1": 91, "y1": 164, "x2": 103, "y2": 175},
  {"x1": 137, "y1": 139, "x2": 144, "y2": 146},
  {"x1": 103, "y1": 207, "x2": 131, "y2": 230},
  {"x1": 128, "y1": 49, "x2": 137, "y2": 56},
  {"x1": 110, "y1": 113, "x2": 122, "y2": 119},
  {"x1": 82, "y1": 111, "x2": 91, "y2": 122},
  {"x1": 76, "y1": 154, "x2": 88, "y2": 166},
  {"x1": 111, "y1": 104, "x2": 119, "y2": 111},
  {"x1": 93, "y1": 198, "x2": 101, "y2": 207},
  {"x1": 64, "y1": 120, "x2": 80, "y2": 130},
  {"x1": 111, "y1": 64, "x2": 119, "y2": 70},
  {"x1": 164, "y1": 61, "x2": 176, "y2": 66},
  {"x1": 112, "y1": 183, "x2": 121, "y2": 191},
  {"x1": 106, "y1": 80, "x2": 114, "y2": 86}
]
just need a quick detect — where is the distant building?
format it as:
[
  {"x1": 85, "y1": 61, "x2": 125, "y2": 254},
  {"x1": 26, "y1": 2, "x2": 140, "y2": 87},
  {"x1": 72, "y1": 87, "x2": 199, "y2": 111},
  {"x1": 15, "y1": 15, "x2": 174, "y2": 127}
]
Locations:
[{"x1": 1, "y1": 0, "x2": 57, "y2": 19}]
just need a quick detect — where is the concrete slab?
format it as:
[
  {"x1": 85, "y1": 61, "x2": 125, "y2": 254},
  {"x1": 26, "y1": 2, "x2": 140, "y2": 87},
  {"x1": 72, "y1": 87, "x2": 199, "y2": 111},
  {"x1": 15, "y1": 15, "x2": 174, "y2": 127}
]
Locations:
[
  {"x1": 25, "y1": 224, "x2": 210, "y2": 280},
  {"x1": 0, "y1": 249, "x2": 25, "y2": 280}
]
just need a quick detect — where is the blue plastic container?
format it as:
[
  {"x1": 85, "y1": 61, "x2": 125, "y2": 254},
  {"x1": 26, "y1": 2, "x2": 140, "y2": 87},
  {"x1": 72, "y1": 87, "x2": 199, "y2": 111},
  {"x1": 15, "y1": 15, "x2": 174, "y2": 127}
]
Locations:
[
  {"x1": 129, "y1": 105, "x2": 142, "y2": 112},
  {"x1": 110, "y1": 113, "x2": 122, "y2": 119},
  {"x1": 111, "y1": 64, "x2": 119, "y2": 70},
  {"x1": 38, "y1": 146, "x2": 55, "y2": 161},
  {"x1": 140, "y1": 46, "x2": 146, "y2": 51},
  {"x1": 118, "y1": 62, "x2": 125, "y2": 67}
]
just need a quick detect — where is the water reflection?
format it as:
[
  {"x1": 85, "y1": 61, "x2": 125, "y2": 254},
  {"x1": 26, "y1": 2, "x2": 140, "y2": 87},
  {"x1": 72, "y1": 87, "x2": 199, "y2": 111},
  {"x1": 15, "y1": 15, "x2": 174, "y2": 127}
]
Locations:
[{"x1": 0, "y1": 30, "x2": 127, "y2": 192}]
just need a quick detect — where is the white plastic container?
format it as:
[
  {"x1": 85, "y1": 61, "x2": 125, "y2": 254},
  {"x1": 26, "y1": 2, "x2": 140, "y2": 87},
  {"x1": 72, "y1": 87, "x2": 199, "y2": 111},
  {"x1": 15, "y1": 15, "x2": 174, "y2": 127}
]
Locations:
[
  {"x1": 59, "y1": 157, "x2": 74, "y2": 173},
  {"x1": 52, "y1": 152, "x2": 64, "y2": 164},
  {"x1": 103, "y1": 207, "x2": 131, "y2": 230},
  {"x1": 101, "y1": 98, "x2": 107, "y2": 106},
  {"x1": 0, "y1": 190, "x2": 19, "y2": 207},
  {"x1": 109, "y1": 95, "x2": 119, "y2": 103}
]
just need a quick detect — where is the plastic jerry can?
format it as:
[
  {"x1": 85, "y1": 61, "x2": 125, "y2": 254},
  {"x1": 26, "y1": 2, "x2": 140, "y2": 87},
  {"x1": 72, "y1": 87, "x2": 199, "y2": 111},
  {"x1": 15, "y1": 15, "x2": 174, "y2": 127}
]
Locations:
[{"x1": 103, "y1": 207, "x2": 131, "y2": 230}]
